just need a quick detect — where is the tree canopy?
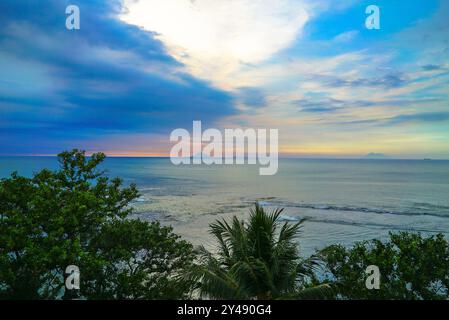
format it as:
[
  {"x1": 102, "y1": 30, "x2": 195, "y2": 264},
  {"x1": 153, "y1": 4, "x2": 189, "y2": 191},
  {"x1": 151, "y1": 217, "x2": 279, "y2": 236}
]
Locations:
[
  {"x1": 0, "y1": 149, "x2": 194, "y2": 299},
  {"x1": 318, "y1": 232, "x2": 449, "y2": 300}
]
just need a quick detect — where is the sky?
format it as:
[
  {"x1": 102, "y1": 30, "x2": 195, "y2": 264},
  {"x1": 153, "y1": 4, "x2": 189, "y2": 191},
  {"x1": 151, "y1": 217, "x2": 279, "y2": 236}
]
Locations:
[{"x1": 0, "y1": 0, "x2": 448, "y2": 158}]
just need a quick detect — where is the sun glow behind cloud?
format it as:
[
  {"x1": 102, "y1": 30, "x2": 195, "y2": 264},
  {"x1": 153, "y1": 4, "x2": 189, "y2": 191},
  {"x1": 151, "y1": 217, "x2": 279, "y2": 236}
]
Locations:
[{"x1": 121, "y1": 0, "x2": 310, "y2": 88}]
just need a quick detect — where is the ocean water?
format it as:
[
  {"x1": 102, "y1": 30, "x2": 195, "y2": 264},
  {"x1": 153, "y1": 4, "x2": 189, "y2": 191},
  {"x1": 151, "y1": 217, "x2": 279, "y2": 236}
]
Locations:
[{"x1": 1, "y1": 157, "x2": 449, "y2": 256}]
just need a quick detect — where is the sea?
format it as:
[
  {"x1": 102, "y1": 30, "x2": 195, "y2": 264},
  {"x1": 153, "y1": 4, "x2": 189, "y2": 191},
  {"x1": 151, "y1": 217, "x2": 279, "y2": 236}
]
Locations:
[{"x1": 1, "y1": 157, "x2": 448, "y2": 256}]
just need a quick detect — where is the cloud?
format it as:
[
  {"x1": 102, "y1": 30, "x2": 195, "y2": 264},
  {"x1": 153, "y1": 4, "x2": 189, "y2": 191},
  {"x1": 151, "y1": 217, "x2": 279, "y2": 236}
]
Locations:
[
  {"x1": 121, "y1": 0, "x2": 310, "y2": 87},
  {"x1": 236, "y1": 87, "x2": 267, "y2": 108},
  {"x1": 387, "y1": 111, "x2": 449, "y2": 124},
  {"x1": 295, "y1": 97, "x2": 345, "y2": 113},
  {"x1": 421, "y1": 64, "x2": 443, "y2": 71},
  {"x1": 333, "y1": 30, "x2": 359, "y2": 43},
  {"x1": 1, "y1": 0, "x2": 448, "y2": 158},
  {"x1": 295, "y1": 95, "x2": 443, "y2": 113},
  {"x1": 310, "y1": 72, "x2": 407, "y2": 89},
  {"x1": 0, "y1": 0, "x2": 236, "y2": 155},
  {"x1": 333, "y1": 111, "x2": 449, "y2": 127}
]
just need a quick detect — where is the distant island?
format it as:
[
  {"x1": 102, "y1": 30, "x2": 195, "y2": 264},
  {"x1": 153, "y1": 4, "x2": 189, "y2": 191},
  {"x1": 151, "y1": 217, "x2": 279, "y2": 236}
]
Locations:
[{"x1": 363, "y1": 152, "x2": 389, "y2": 159}]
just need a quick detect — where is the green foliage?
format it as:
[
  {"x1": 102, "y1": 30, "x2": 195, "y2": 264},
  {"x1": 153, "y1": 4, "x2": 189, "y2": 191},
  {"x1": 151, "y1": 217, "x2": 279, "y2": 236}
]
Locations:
[
  {"x1": 188, "y1": 203, "x2": 330, "y2": 299},
  {"x1": 2, "y1": 151, "x2": 447, "y2": 301},
  {"x1": 318, "y1": 232, "x2": 449, "y2": 300},
  {"x1": 0, "y1": 149, "x2": 194, "y2": 299}
]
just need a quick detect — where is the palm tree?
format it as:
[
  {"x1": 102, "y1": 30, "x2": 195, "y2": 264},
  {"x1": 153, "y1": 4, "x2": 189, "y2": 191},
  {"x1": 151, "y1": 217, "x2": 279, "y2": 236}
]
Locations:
[{"x1": 188, "y1": 203, "x2": 330, "y2": 299}]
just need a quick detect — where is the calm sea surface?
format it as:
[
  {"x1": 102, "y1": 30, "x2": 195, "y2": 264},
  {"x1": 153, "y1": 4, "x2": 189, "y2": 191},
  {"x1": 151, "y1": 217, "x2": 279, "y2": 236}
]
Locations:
[{"x1": 1, "y1": 157, "x2": 448, "y2": 256}]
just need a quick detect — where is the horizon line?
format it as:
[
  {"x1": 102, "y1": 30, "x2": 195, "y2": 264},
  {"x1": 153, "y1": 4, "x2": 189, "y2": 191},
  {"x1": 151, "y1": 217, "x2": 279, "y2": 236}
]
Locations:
[{"x1": 0, "y1": 154, "x2": 447, "y2": 161}]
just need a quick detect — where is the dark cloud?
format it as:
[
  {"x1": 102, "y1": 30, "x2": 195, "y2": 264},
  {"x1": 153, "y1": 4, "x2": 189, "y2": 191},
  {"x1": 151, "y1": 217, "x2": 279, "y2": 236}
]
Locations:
[
  {"x1": 296, "y1": 96, "x2": 440, "y2": 113},
  {"x1": 295, "y1": 98, "x2": 345, "y2": 113},
  {"x1": 236, "y1": 87, "x2": 267, "y2": 107},
  {"x1": 387, "y1": 111, "x2": 449, "y2": 124},
  {"x1": 333, "y1": 111, "x2": 449, "y2": 126},
  {"x1": 421, "y1": 64, "x2": 443, "y2": 71},
  {"x1": 0, "y1": 0, "x2": 236, "y2": 154},
  {"x1": 310, "y1": 72, "x2": 407, "y2": 89}
]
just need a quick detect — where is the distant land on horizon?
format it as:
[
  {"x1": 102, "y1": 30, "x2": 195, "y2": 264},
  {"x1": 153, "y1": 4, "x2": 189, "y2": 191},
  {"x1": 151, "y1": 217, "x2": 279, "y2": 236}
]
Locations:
[{"x1": 363, "y1": 153, "x2": 389, "y2": 159}]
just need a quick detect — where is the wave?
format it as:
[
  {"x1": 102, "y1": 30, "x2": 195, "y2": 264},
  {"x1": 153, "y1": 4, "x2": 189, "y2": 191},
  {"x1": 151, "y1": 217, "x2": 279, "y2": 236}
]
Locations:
[
  {"x1": 279, "y1": 215, "x2": 300, "y2": 222},
  {"x1": 276, "y1": 214, "x2": 449, "y2": 234},
  {"x1": 305, "y1": 217, "x2": 449, "y2": 234},
  {"x1": 134, "y1": 196, "x2": 147, "y2": 203},
  {"x1": 249, "y1": 199, "x2": 449, "y2": 219}
]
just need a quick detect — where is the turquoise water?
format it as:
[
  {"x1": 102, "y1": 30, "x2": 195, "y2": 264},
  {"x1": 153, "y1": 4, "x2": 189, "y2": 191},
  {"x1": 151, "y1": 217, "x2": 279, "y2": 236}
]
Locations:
[{"x1": 1, "y1": 157, "x2": 448, "y2": 256}]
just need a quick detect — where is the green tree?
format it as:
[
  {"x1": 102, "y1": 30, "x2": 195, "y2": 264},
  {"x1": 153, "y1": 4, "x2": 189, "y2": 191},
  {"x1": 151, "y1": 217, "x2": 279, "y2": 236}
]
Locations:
[
  {"x1": 318, "y1": 232, "x2": 449, "y2": 300},
  {"x1": 0, "y1": 149, "x2": 194, "y2": 299},
  {"x1": 188, "y1": 203, "x2": 330, "y2": 299}
]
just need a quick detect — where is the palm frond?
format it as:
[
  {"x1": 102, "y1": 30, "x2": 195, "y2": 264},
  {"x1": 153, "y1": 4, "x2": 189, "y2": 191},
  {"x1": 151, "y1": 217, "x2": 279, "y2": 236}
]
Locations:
[
  {"x1": 288, "y1": 284, "x2": 334, "y2": 300},
  {"x1": 194, "y1": 203, "x2": 321, "y2": 300}
]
